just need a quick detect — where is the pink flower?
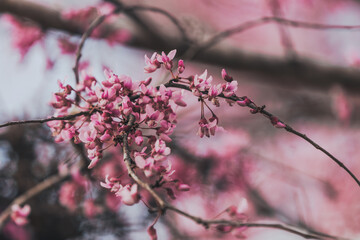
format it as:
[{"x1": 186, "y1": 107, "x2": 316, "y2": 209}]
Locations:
[
  {"x1": 100, "y1": 175, "x2": 121, "y2": 192},
  {"x1": 154, "y1": 139, "x2": 171, "y2": 156},
  {"x1": 115, "y1": 184, "x2": 140, "y2": 206},
  {"x1": 134, "y1": 130, "x2": 144, "y2": 146},
  {"x1": 197, "y1": 117, "x2": 218, "y2": 138},
  {"x1": 144, "y1": 52, "x2": 161, "y2": 73},
  {"x1": 157, "y1": 50, "x2": 176, "y2": 70},
  {"x1": 172, "y1": 90, "x2": 187, "y2": 107},
  {"x1": 193, "y1": 70, "x2": 213, "y2": 93},
  {"x1": 222, "y1": 81, "x2": 238, "y2": 97},
  {"x1": 221, "y1": 69, "x2": 233, "y2": 82},
  {"x1": 208, "y1": 84, "x2": 223, "y2": 106},
  {"x1": 10, "y1": 204, "x2": 31, "y2": 226}
]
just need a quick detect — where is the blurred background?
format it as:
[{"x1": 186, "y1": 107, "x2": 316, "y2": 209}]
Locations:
[{"x1": 0, "y1": 0, "x2": 360, "y2": 239}]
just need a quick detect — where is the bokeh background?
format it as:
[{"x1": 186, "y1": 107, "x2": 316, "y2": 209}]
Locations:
[{"x1": 0, "y1": 0, "x2": 360, "y2": 239}]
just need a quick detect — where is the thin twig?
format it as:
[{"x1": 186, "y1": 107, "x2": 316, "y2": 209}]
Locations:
[
  {"x1": 166, "y1": 205, "x2": 348, "y2": 240},
  {"x1": 163, "y1": 81, "x2": 360, "y2": 188},
  {"x1": 124, "y1": 5, "x2": 191, "y2": 44},
  {"x1": 105, "y1": 0, "x2": 191, "y2": 45},
  {"x1": 0, "y1": 111, "x2": 91, "y2": 129},
  {"x1": 73, "y1": 15, "x2": 107, "y2": 85},
  {"x1": 194, "y1": 16, "x2": 360, "y2": 57}
]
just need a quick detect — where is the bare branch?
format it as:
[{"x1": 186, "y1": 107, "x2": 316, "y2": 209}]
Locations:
[
  {"x1": 166, "y1": 205, "x2": 348, "y2": 240},
  {"x1": 73, "y1": 15, "x2": 107, "y2": 85},
  {"x1": 164, "y1": 81, "x2": 360, "y2": 188},
  {"x1": 0, "y1": 111, "x2": 91, "y2": 129}
]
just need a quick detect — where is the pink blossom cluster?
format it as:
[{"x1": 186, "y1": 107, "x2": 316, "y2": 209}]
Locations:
[
  {"x1": 48, "y1": 50, "x2": 191, "y2": 216},
  {"x1": 48, "y1": 67, "x2": 186, "y2": 169},
  {"x1": 144, "y1": 50, "x2": 240, "y2": 138}
]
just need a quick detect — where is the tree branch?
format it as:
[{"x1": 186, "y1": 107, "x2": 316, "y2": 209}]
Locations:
[
  {"x1": 73, "y1": 15, "x2": 107, "y2": 85},
  {"x1": 0, "y1": 111, "x2": 91, "y2": 129},
  {"x1": 164, "y1": 81, "x2": 360, "y2": 188},
  {"x1": 2, "y1": 0, "x2": 360, "y2": 93}
]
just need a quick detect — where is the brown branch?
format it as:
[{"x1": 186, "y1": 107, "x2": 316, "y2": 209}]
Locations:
[
  {"x1": 163, "y1": 81, "x2": 360, "y2": 188},
  {"x1": 0, "y1": 171, "x2": 71, "y2": 230},
  {"x1": 0, "y1": 111, "x2": 91, "y2": 129},
  {"x1": 73, "y1": 15, "x2": 107, "y2": 85},
  {"x1": 166, "y1": 205, "x2": 348, "y2": 240},
  {"x1": 2, "y1": 0, "x2": 360, "y2": 93}
]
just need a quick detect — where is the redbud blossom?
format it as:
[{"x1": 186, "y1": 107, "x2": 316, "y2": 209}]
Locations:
[
  {"x1": 222, "y1": 81, "x2": 238, "y2": 97},
  {"x1": 198, "y1": 117, "x2": 217, "y2": 138},
  {"x1": 10, "y1": 204, "x2": 31, "y2": 226},
  {"x1": 221, "y1": 69, "x2": 233, "y2": 82},
  {"x1": 115, "y1": 184, "x2": 140, "y2": 206},
  {"x1": 157, "y1": 50, "x2": 177, "y2": 70},
  {"x1": 144, "y1": 52, "x2": 161, "y2": 73}
]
